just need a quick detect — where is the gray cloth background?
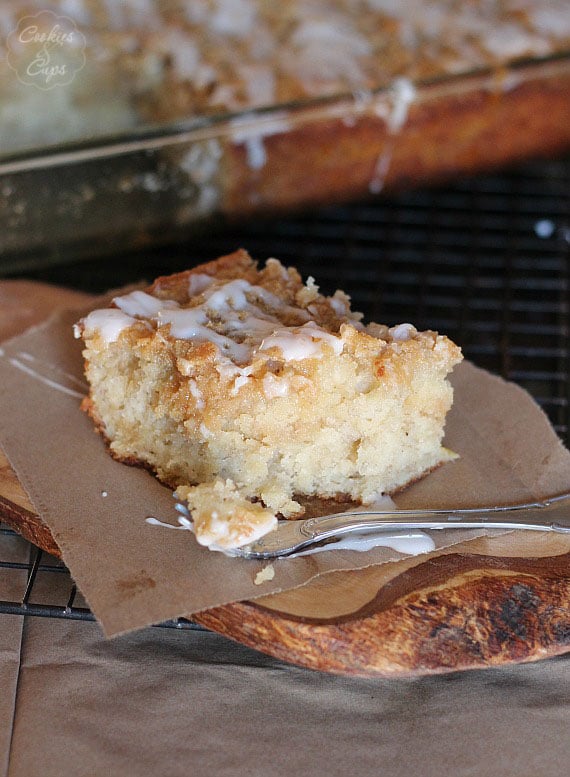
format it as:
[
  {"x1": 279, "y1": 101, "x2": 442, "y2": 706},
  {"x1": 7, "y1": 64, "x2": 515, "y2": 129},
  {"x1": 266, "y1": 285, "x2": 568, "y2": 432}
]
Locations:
[{"x1": 1, "y1": 610, "x2": 569, "y2": 776}]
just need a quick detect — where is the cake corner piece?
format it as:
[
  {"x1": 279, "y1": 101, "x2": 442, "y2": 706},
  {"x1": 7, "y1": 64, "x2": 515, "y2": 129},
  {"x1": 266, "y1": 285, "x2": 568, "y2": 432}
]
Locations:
[{"x1": 76, "y1": 250, "x2": 462, "y2": 551}]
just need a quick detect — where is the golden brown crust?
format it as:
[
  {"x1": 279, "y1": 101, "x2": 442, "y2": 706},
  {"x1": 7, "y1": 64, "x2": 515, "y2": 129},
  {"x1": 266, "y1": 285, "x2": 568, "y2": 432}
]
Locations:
[
  {"x1": 195, "y1": 561, "x2": 570, "y2": 676},
  {"x1": 148, "y1": 250, "x2": 257, "y2": 301},
  {"x1": 223, "y1": 66, "x2": 570, "y2": 216},
  {"x1": 82, "y1": 396, "x2": 178, "y2": 484}
]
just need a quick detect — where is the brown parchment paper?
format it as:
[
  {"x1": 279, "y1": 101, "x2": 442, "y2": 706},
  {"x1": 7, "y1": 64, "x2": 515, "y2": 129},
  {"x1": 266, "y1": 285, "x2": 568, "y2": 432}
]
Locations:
[{"x1": 0, "y1": 306, "x2": 569, "y2": 637}]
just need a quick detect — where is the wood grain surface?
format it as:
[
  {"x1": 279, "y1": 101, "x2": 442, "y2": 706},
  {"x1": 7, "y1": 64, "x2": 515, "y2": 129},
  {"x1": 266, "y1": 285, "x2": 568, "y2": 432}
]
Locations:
[{"x1": 1, "y1": 282, "x2": 569, "y2": 677}]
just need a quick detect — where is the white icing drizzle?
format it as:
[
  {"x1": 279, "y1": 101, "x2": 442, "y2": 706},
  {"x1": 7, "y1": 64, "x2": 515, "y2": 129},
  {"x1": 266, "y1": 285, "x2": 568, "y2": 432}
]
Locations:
[
  {"x1": 290, "y1": 531, "x2": 435, "y2": 557},
  {"x1": 389, "y1": 322, "x2": 417, "y2": 341},
  {"x1": 204, "y1": 278, "x2": 278, "y2": 314},
  {"x1": 328, "y1": 294, "x2": 349, "y2": 317},
  {"x1": 230, "y1": 365, "x2": 255, "y2": 395},
  {"x1": 387, "y1": 77, "x2": 416, "y2": 134},
  {"x1": 146, "y1": 515, "x2": 194, "y2": 531},
  {"x1": 199, "y1": 422, "x2": 213, "y2": 439},
  {"x1": 292, "y1": 496, "x2": 435, "y2": 556},
  {"x1": 82, "y1": 276, "x2": 342, "y2": 367},
  {"x1": 79, "y1": 309, "x2": 137, "y2": 343},
  {"x1": 113, "y1": 290, "x2": 178, "y2": 318},
  {"x1": 209, "y1": 0, "x2": 257, "y2": 38},
  {"x1": 188, "y1": 273, "x2": 215, "y2": 297},
  {"x1": 244, "y1": 136, "x2": 267, "y2": 170},
  {"x1": 285, "y1": 15, "x2": 372, "y2": 91},
  {"x1": 158, "y1": 307, "x2": 252, "y2": 363},
  {"x1": 17, "y1": 351, "x2": 88, "y2": 389},
  {"x1": 286, "y1": 496, "x2": 435, "y2": 557},
  {"x1": 263, "y1": 373, "x2": 289, "y2": 398},
  {"x1": 238, "y1": 64, "x2": 276, "y2": 107},
  {"x1": 8, "y1": 357, "x2": 85, "y2": 399},
  {"x1": 370, "y1": 78, "x2": 416, "y2": 193},
  {"x1": 531, "y1": 4, "x2": 570, "y2": 38},
  {"x1": 230, "y1": 112, "x2": 292, "y2": 171},
  {"x1": 188, "y1": 379, "x2": 205, "y2": 409},
  {"x1": 260, "y1": 321, "x2": 343, "y2": 360},
  {"x1": 369, "y1": 146, "x2": 394, "y2": 194},
  {"x1": 178, "y1": 139, "x2": 222, "y2": 218}
]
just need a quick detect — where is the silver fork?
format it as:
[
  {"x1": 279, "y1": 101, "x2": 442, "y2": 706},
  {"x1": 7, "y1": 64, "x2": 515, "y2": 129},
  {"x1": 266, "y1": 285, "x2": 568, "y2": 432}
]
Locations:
[{"x1": 228, "y1": 493, "x2": 570, "y2": 559}]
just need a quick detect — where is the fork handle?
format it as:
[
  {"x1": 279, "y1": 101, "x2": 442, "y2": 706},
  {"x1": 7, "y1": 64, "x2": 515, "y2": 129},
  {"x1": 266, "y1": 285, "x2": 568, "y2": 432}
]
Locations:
[{"x1": 299, "y1": 497, "x2": 570, "y2": 542}]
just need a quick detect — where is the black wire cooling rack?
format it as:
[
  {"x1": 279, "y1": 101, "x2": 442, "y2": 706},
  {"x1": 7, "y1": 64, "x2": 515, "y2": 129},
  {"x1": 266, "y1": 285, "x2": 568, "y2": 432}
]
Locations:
[
  {"x1": 0, "y1": 524, "x2": 201, "y2": 629},
  {"x1": 1, "y1": 156, "x2": 569, "y2": 625}
]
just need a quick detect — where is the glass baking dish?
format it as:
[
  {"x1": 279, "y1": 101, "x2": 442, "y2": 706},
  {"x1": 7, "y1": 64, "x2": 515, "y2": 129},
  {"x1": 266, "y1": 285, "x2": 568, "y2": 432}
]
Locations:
[{"x1": 1, "y1": 9, "x2": 569, "y2": 268}]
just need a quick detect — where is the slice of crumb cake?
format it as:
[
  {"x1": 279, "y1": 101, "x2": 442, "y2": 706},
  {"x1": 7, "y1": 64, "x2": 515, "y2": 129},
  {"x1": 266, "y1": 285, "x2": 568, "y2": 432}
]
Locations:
[{"x1": 75, "y1": 249, "x2": 462, "y2": 550}]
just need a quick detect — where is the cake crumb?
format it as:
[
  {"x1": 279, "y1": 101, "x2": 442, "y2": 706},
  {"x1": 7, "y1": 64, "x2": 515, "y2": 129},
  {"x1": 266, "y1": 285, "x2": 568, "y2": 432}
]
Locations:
[{"x1": 254, "y1": 564, "x2": 275, "y2": 585}]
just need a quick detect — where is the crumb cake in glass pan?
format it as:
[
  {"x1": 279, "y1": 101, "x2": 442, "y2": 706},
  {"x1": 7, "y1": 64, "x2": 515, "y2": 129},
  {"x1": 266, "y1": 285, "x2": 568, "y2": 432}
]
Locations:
[
  {"x1": 1, "y1": 0, "x2": 569, "y2": 153},
  {"x1": 75, "y1": 251, "x2": 462, "y2": 550},
  {"x1": 1, "y1": 1, "x2": 569, "y2": 259}
]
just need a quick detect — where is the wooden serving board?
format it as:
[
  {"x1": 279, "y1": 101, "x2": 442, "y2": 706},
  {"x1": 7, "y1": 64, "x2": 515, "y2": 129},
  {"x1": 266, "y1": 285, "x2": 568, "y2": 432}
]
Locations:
[{"x1": 1, "y1": 282, "x2": 570, "y2": 677}]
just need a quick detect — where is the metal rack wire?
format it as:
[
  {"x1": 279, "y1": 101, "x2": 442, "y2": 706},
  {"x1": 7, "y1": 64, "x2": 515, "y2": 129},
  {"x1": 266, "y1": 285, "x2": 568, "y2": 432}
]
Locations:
[
  {"x1": 1, "y1": 156, "x2": 569, "y2": 624},
  {"x1": 0, "y1": 524, "x2": 92, "y2": 620},
  {"x1": 0, "y1": 524, "x2": 201, "y2": 628}
]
